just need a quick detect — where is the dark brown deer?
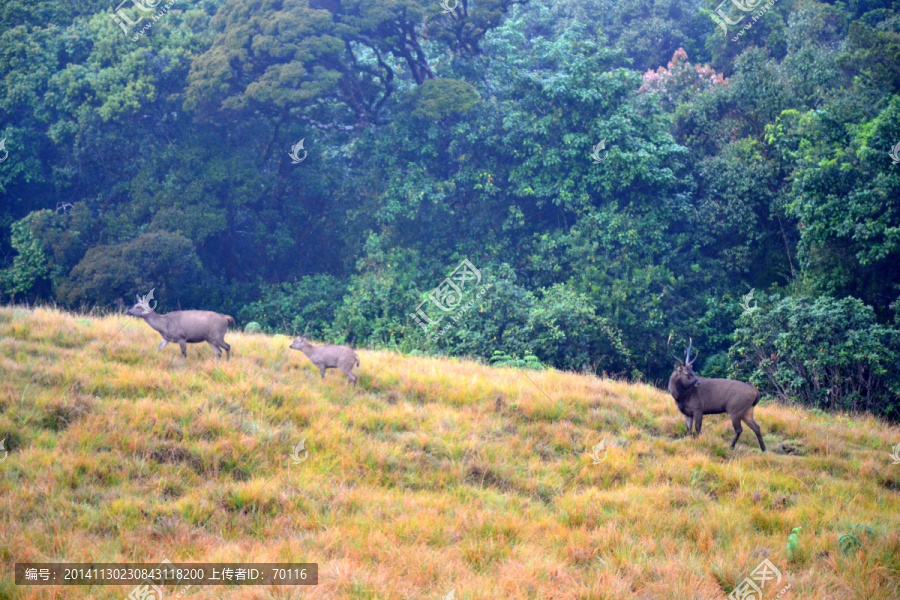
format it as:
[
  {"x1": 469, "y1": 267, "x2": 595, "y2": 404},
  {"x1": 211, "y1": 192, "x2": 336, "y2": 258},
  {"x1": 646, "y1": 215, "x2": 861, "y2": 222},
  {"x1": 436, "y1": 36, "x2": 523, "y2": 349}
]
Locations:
[
  {"x1": 667, "y1": 336, "x2": 766, "y2": 452},
  {"x1": 125, "y1": 290, "x2": 234, "y2": 360}
]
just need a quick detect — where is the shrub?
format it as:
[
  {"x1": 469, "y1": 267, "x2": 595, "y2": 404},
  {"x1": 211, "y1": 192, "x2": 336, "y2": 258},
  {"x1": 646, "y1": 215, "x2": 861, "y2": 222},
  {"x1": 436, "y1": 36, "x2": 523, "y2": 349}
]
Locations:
[
  {"x1": 404, "y1": 264, "x2": 634, "y2": 374},
  {"x1": 238, "y1": 274, "x2": 346, "y2": 336},
  {"x1": 786, "y1": 527, "x2": 801, "y2": 562},
  {"x1": 523, "y1": 283, "x2": 633, "y2": 375},
  {"x1": 57, "y1": 231, "x2": 203, "y2": 309},
  {"x1": 489, "y1": 351, "x2": 546, "y2": 370},
  {"x1": 0, "y1": 211, "x2": 51, "y2": 301},
  {"x1": 729, "y1": 295, "x2": 900, "y2": 417}
]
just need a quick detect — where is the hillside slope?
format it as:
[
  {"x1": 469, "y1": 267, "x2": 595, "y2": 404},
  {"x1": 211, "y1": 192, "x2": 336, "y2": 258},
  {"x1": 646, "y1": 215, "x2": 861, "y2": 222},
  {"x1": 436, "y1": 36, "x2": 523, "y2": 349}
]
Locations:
[{"x1": 1, "y1": 307, "x2": 899, "y2": 599}]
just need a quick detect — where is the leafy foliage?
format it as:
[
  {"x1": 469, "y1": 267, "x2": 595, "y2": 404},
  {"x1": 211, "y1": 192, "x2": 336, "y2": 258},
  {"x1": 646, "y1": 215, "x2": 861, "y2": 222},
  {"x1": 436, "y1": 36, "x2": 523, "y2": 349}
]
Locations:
[
  {"x1": 837, "y1": 523, "x2": 875, "y2": 555},
  {"x1": 838, "y1": 533, "x2": 862, "y2": 555},
  {"x1": 58, "y1": 232, "x2": 204, "y2": 310},
  {"x1": 2, "y1": 0, "x2": 900, "y2": 415},
  {"x1": 0, "y1": 211, "x2": 51, "y2": 299},
  {"x1": 238, "y1": 274, "x2": 347, "y2": 337},
  {"x1": 731, "y1": 295, "x2": 900, "y2": 416},
  {"x1": 489, "y1": 350, "x2": 545, "y2": 370},
  {"x1": 786, "y1": 526, "x2": 801, "y2": 562}
]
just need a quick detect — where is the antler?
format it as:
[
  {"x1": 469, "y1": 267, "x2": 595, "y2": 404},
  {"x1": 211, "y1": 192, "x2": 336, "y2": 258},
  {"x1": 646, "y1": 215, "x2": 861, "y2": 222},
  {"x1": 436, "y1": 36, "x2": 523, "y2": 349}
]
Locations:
[
  {"x1": 667, "y1": 334, "x2": 682, "y2": 362},
  {"x1": 686, "y1": 337, "x2": 698, "y2": 366}
]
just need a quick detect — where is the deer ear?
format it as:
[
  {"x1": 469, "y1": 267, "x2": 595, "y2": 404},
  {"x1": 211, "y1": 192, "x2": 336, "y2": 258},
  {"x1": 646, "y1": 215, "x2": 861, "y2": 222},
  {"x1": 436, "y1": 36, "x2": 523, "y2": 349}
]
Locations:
[{"x1": 136, "y1": 294, "x2": 140, "y2": 303}]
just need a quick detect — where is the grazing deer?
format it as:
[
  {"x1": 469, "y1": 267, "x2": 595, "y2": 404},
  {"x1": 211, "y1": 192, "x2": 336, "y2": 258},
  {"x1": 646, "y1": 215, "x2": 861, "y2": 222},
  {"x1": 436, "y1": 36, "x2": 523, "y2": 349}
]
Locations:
[
  {"x1": 667, "y1": 336, "x2": 766, "y2": 452},
  {"x1": 290, "y1": 335, "x2": 360, "y2": 386},
  {"x1": 125, "y1": 290, "x2": 234, "y2": 360}
]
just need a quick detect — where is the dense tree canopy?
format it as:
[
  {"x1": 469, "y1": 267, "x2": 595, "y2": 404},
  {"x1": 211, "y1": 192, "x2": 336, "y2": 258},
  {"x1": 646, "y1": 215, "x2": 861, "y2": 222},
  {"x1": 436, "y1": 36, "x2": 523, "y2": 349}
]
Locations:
[{"x1": 2, "y1": 0, "x2": 899, "y2": 414}]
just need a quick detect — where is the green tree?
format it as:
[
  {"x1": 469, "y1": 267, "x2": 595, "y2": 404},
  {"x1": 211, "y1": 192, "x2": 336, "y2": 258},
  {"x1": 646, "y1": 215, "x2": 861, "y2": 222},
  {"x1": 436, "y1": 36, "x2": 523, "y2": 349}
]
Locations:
[
  {"x1": 58, "y1": 231, "x2": 203, "y2": 308},
  {"x1": 730, "y1": 294, "x2": 900, "y2": 416},
  {"x1": 0, "y1": 211, "x2": 51, "y2": 300}
]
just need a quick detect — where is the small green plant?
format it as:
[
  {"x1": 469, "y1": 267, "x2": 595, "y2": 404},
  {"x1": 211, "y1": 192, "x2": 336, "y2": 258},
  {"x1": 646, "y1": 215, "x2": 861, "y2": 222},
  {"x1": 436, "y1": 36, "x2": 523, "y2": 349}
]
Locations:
[
  {"x1": 786, "y1": 527, "x2": 801, "y2": 561},
  {"x1": 489, "y1": 351, "x2": 546, "y2": 370},
  {"x1": 244, "y1": 321, "x2": 263, "y2": 333},
  {"x1": 838, "y1": 524, "x2": 875, "y2": 555},
  {"x1": 838, "y1": 533, "x2": 862, "y2": 555}
]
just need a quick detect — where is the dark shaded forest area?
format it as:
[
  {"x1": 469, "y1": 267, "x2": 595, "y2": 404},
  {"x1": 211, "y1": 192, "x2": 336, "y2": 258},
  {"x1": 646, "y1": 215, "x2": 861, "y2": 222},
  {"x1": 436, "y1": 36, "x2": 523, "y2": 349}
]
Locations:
[{"x1": 1, "y1": 0, "x2": 899, "y2": 415}]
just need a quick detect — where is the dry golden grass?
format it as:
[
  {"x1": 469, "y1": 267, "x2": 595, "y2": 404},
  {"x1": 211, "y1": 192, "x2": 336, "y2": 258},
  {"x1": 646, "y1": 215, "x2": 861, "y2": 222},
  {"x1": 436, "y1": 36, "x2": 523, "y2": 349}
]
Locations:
[{"x1": 1, "y1": 306, "x2": 899, "y2": 599}]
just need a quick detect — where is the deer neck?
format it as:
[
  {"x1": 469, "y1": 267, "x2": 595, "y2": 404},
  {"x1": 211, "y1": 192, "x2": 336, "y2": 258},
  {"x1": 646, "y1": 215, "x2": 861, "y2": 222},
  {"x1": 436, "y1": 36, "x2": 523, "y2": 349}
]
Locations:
[
  {"x1": 670, "y1": 378, "x2": 699, "y2": 403},
  {"x1": 143, "y1": 311, "x2": 166, "y2": 330}
]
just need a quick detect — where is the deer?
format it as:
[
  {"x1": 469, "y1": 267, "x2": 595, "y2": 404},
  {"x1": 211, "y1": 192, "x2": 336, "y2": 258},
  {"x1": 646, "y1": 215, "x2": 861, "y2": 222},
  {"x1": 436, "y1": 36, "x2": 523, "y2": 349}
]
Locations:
[
  {"x1": 289, "y1": 335, "x2": 360, "y2": 386},
  {"x1": 125, "y1": 289, "x2": 234, "y2": 360},
  {"x1": 667, "y1": 335, "x2": 766, "y2": 452}
]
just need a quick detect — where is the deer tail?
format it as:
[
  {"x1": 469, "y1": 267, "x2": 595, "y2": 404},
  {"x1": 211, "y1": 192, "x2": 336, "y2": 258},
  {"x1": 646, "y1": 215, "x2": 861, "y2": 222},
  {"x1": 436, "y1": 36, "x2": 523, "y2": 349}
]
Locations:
[{"x1": 225, "y1": 315, "x2": 235, "y2": 327}]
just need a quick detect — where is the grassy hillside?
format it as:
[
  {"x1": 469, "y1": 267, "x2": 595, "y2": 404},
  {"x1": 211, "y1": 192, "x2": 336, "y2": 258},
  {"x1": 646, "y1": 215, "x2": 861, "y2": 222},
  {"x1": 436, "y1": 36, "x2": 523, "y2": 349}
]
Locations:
[{"x1": 1, "y1": 306, "x2": 899, "y2": 599}]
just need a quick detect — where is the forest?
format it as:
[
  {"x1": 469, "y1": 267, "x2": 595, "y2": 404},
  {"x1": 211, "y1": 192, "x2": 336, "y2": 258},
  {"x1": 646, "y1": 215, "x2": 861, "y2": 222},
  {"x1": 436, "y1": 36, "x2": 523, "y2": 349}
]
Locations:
[{"x1": 1, "y1": 0, "x2": 899, "y2": 416}]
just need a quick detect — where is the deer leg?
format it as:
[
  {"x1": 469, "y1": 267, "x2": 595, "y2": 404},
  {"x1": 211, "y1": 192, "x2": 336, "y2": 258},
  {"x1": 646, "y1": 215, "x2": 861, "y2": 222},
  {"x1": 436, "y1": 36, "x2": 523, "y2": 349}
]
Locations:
[
  {"x1": 692, "y1": 412, "x2": 703, "y2": 437},
  {"x1": 319, "y1": 366, "x2": 327, "y2": 379},
  {"x1": 207, "y1": 341, "x2": 222, "y2": 359},
  {"x1": 730, "y1": 415, "x2": 744, "y2": 450},
  {"x1": 179, "y1": 341, "x2": 187, "y2": 358},
  {"x1": 342, "y1": 368, "x2": 358, "y2": 387},
  {"x1": 684, "y1": 415, "x2": 693, "y2": 437},
  {"x1": 221, "y1": 341, "x2": 231, "y2": 361},
  {"x1": 743, "y1": 412, "x2": 766, "y2": 452}
]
